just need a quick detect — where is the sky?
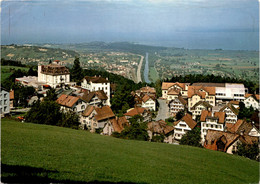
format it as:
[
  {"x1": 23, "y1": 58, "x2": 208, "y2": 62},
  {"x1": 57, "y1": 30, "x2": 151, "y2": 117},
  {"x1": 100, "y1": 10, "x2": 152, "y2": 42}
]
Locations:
[{"x1": 0, "y1": 0, "x2": 259, "y2": 50}]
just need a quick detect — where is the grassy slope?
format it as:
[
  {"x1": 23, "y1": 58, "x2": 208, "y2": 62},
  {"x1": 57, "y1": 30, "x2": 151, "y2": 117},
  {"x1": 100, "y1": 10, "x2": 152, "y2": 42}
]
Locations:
[
  {"x1": 1, "y1": 65, "x2": 29, "y2": 82},
  {"x1": 1, "y1": 119, "x2": 259, "y2": 183}
]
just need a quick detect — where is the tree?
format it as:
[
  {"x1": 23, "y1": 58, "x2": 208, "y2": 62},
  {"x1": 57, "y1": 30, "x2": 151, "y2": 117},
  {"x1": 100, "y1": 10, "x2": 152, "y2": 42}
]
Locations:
[
  {"x1": 58, "y1": 111, "x2": 79, "y2": 129},
  {"x1": 238, "y1": 102, "x2": 255, "y2": 120},
  {"x1": 115, "y1": 115, "x2": 149, "y2": 141},
  {"x1": 27, "y1": 66, "x2": 37, "y2": 76},
  {"x1": 176, "y1": 110, "x2": 184, "y2": 120},
  {"x1": 234, "y1": 142, "x2": 259, "y2": 161},
  {"x1": 44, "y1": 88, "x2": 58, "y2": 101},
  {"x1": 179, "y1": 127, "x2": 202, "y2": 147},
  {"x1": 25, "y1": 100, "x2": 62, "y2": 125},
  {"x1": 71, "y1": 57, "x2": 83, "y2": 83}
]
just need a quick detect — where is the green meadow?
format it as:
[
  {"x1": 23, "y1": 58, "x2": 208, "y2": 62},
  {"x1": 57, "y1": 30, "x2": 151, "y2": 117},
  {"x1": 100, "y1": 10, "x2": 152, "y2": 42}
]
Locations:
[
  {"x1": 1, "y1": 65, "x2": 29, "y2": 83},
  {"x1": 1, "y1": 119, "x2": 259, "y2": 183}
]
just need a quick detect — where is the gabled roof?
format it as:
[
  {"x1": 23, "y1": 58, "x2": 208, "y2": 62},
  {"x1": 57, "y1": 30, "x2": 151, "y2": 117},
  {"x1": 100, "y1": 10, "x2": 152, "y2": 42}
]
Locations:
[
  {"x1": 124, "y1": 107, "x2": 148, "y2": 117},
  {"x1": 56, "y1": 94, "x2": 80, "y2": 108},
  {"x1": 229, "y1": 100, "x2": 240, "y2": 105},
  {"x1": 214, "y1": 112, "x2": 225, "y2": 124},
  {"x1": 95, "y1": 106, "x2": 115, "y2": 121},
  {"x1": 83, "y1": 76, "x2": 109, "y2": 83},
  {"x1": 191, "y1": 101, "x2": 213, "y2": 110},
  {"x1": 188, "y1": 86, "x2": 215, "y2": 98},
  {"x1": 220, "y1": 103, "x2": 239, "y2": 115},
  {"x1": 140, "y1": 86, "x2": 156, "y2": 94},
  {"x1": 110, "y1": 116, "x2": 129, "y2": 133},
  {"x1": 174, "y1": 114, "x2": 197, "y2": 129},
  {"x1": 82, "y1": 105, "x2": 95, "y2": 117},
  {"x1": 81, "y1": 90, "x2": 108, "y2": 103},
  {"x1": 245, "y1": 93, "x2": 259, "y2": 101},
  {"x1": 161, "y1": 82, "x2": 187, "y2": 90},
  {"x1": 168, "y1": 88, "x2": 180, "y2": 95},
  {"x1": 147, "y1": 120, "x2": 174, "y2": 135},
  {"x1": 200, "y1": 110, "x2": 225, "y2": 124},
  {"x1": 142, "y1": 94, "x2": 154, "y2": 103},
  {"x1": 226, "y1": 119, "x2": 252, "y2": 134}
]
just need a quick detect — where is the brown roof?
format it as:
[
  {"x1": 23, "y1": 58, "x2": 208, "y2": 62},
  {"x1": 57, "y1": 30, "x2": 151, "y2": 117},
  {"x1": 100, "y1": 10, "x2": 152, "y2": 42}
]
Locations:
[
  {"x1": 204, "y1": 129, "x2": 258, "y2": 152},
  {"x1": 192, "y1": 83, "x2": 225, "y2": 87},
  {"x1": 56, "y1": 94, "x2": 80, "y2": 108},
  {"x1": 230, "y1": 100, "x2": 240, "y2": 105},
  {"x1": 82, "y1": 105, "x2": 95, "y2": 117},
  {"x1": 110, "y1": 116, "x2": 129, "y2": 133},
  {"x1": 191, "y1": 101, "x2": 213, "y2": 110},
  {"x1": 41, "y1": 64, "x2": 70, "y2": 75},
  {"x1": 95, "y1": 106, "x2": 115, "y2": 121},
  {"x1": 168, "y1": 88, "x2": 180, "y2": 95},
  {"x1": 188, "y1": 86, "x2": 215, "y2": 98},
  {"x1": 147, "y1": 120, "x2": 174, "y2": 135},
  {"x1": 140, "y1": 86, "x2": 156, "y2": 94},
  {"x1": 10, "y1": 90, "x2": 14, "y2": 100},
  {"x1": 178, "y1": 96, "x2": 187, "y2": 105},
  {"x1": 174, "y1": 113, "x2": 197, "y2": 129},
  {"x1": 124, "y1": 107, "x2": 147, "y2": 117},
  {"x1": 220, "y1": 103, "x2": 239, "y2": 115},
  {"x1": 245, "y1": 94, "x2": 259, "y2": 101},
  {"x1": 142, "y1": 94, "x2": 154, "y2": 103},
  {"x1": 214, "y1": 112, "x2": 225, "y2": 124},
  {"x1": 161, "y1": 82, "x2": 187, "y2": 90},
  {"x1": 81, "y1": 90, "x2": 108, "y2": 103},
  {"x1": 200, "y1": 110, "x2": 212, "y2": 122},
  {"x1": 83, "y1": 76, "x2": 109, "y2": 83}
]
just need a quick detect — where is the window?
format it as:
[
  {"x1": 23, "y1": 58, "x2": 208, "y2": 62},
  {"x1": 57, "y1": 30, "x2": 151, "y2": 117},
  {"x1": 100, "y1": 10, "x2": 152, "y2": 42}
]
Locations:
[
  {"x1": 4, "y1": 100, "x2": 7, "y2": 105},
  {"x1": 4, "y1": 94, "x2": 7, "y2": 98},
  {"x1": 81, "y1": 105, "x2": 85, "y2": 110}
]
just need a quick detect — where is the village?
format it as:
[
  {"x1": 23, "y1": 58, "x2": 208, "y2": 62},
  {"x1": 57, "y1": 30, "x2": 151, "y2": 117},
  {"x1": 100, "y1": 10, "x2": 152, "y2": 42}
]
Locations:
[{"x1": 1, "y1": 59, "x2": 259, "y2": 157}]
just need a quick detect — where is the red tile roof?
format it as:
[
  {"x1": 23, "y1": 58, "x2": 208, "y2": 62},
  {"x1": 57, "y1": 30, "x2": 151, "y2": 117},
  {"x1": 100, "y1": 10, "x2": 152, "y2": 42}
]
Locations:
[
  {"x1": 220, "y1": 103, "x2": 239, "y2": 115},
  {"x1": 81, "y1": 90, "x2": 108, "y2": 103},
  {"x1": 142, "y1": 94, "x2": 154, "y2": 103},
  {"x1": 200, "y1": 110, "x2": 212, "y2": 122},
  {"x1": 110, "y1": 116, "x2": 129, "y2": 133},
  {"x1": 140, "y1": 86, "x2": 156, "y2": 94},
  {"x1": 161, "y1": 82, "x2": 187, "y2": 90},
  {"x1": 82, "y1": 105, "x2": 95, "y2": 117},
  {"x1": 124, "y1": 107, "x2": 147, "y2": 117},
  {"x1": 56, "y1": 94, "x2": 80, "y2": 108},
  {"x1": 188, "y1": 86, "x2": 215, "y2": 98},
  {"x1": 214, "y1": 112, "x2": 225, "y2": 124},
  {"x1": 174, "y1": 113, "x2": 197, "y2": 129}
]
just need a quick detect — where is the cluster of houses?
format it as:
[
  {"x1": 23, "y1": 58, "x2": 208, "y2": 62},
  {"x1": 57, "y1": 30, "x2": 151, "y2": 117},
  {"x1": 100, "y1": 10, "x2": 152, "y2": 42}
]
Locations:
[
  {"x1": 1, "y1": 60, "x2": 259, "y2": 156},
  {"x1": 161, "y1": 81, "x2": 259, "y2": 153}
]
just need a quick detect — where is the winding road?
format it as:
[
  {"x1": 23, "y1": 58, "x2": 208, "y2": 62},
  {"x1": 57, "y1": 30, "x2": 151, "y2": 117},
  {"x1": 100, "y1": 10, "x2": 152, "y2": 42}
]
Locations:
[{"x1": 136, "y1": 55, "x2": 144, "y2": 83}]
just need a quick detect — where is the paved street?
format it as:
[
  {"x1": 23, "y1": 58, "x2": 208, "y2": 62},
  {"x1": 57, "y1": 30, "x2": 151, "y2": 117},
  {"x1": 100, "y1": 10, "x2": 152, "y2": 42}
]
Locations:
[
  {"x1": 136, "y1": 55, "x2": 144, "y2": 83},
  {"x1": 155, "y1": 99, "x2": 170, "y2": 121}
]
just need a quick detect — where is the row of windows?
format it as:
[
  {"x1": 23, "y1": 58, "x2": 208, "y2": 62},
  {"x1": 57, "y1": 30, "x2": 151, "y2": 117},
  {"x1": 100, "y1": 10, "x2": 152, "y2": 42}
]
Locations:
[{"x1": 202, "y1": 123, "x2": 222, "y2": 129}]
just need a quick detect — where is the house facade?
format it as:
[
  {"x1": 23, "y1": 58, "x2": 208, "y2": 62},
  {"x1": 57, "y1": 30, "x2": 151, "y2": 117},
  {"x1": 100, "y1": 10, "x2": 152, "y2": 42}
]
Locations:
[
  {"x1": 162, "y1": 82, "x2": 189, "y2": 100},
  {"x1": 141, "y1": 94, "x2": 156, "y2": 111},
  {"x1": 81, "y1": 76, "x2": 110, "y2": 106},
  {"x1": 200, "y1": 110, "x2": 225, "y2": 143},
  {"x1": 173, "y1": 114, "x2": 197, "y2": 141},
  {"x1": 220, "y1": 103, "x2": 238, "y2": 124},
  {"x1": 190, "y1": 101, "x2": 213, "y2": 120},
  {"x1": 169, "y1": 96, "x2": 187, "y2": 116},
  {"x1": 56, "y1": 94, "x2": 87, "y2": 114},
  {"x1": 0, "y1": 88, "x2": 10, "y2": 116},
  {"x1": 244, "y1": 94, "x2": 259, "y2": 110}
]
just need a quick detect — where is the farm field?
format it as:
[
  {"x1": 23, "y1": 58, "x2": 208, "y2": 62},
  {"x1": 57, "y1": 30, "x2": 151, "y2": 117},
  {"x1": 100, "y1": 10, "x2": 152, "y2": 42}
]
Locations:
[
  {"x1": 1, "y1": 65, "x2": 29, "y2": 82},
  {"x1": 148, "y1": 67, "x2": 159, "y2": 83},
  {"x1": 1, "y1": 119, "x2": 259, "y2": 183}
]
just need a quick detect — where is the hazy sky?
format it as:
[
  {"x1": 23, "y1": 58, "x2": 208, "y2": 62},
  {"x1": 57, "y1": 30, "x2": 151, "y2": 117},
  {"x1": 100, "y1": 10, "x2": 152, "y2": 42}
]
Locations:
[{"x1": 1, "y1": 0, "x2": 259, "y2": 49}]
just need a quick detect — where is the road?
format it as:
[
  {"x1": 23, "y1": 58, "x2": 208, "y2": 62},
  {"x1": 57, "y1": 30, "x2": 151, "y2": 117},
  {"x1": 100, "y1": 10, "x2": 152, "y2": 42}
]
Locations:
[
  {"x1": 155, "y1": 99, "x2": 170, "y2": 121},
  {"x1": 136, "y1": 55, "x2": 144, "y2": 83}
]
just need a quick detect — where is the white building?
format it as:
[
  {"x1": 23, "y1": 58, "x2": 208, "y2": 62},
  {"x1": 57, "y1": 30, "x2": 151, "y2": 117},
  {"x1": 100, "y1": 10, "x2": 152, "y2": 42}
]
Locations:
[
  {"x1": 200, "y1": 110, "x2": 225, "y2": 143},
  {"x1": 169, "y1": 96, "x2": 187, "y2": 116},
  {"x1": 244, "y1": 94, "x2": 259, "y2": 110},
  {"x1": 38, "y1": 61, "x2": 71, "y2": 88},
  {"x1": 81, "y1": 76, "x2": 110, "y2": 106},
  {"x1": 173, "y1": 113, "x2": 197, "y2": 140},
  {"x1": 141, "y1": 94, "x2": 156, "y2": 111},
  {"x1": 0, "y1": 88, "x2": 10, "y2": 116},
  {"x1": 161, "y1": 82, "x2": 189, "y2": 99},
  {"x1": 220, "y1": 103, "x2": 239, "y2": 124}
]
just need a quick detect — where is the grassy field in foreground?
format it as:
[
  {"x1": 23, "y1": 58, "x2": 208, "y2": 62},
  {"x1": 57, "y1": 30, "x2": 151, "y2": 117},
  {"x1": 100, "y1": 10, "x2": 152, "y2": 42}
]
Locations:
[{"x1": 1, "y1": 119, "x2": 259, "y2": 183}]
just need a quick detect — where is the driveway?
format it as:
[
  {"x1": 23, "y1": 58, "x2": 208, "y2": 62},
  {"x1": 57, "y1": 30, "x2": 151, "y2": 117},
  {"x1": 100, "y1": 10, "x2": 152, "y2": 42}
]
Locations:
[{"x1": 155, "y1": 99, "x2": 170, "y2": 121}]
